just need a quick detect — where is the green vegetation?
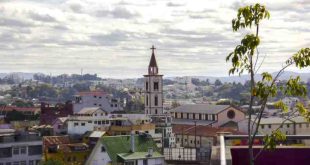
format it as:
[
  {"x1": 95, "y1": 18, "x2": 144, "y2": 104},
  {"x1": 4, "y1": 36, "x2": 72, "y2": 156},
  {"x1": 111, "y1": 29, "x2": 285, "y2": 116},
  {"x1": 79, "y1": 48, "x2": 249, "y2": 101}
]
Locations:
[
  {"x1": 227, "y1": 3, "x2": 310, "y2": 165},
  {"x1": 40, "y1": 159, "x2": 63, "y2": 165}
]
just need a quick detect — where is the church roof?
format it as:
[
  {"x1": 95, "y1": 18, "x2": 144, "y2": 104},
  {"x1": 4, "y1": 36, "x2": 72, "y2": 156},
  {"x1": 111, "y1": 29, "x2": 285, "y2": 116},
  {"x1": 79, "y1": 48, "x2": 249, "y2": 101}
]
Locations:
[{"x1": 149, "y1": 52, "x2": 158, "y2": 67}]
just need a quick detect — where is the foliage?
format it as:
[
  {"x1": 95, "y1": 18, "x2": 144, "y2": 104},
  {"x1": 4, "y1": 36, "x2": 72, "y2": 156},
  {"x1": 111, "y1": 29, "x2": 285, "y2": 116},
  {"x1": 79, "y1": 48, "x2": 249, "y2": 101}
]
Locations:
[
  {"x1": 227, "y1": 3, "x2": 310, "y2": 165},
  {"x1": 40, "y1": 159, "x2": 63, "y2": 165}
]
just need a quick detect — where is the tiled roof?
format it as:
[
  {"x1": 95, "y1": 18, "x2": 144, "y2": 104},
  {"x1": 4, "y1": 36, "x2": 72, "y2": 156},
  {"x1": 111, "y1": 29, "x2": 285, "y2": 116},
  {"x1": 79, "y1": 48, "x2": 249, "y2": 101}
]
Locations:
[
  {"x1": 101, "y1": 135, "x2": 160, "y2": 162},
  {"x1": 170, "y1": 104, "x2": 231, "y2": 114},
  {"x1": 0, "y1": 106, "x2": 39, "y2": 112},
  {"x1": 172, "y1": 118, "x2": 216, "y2": 126},
  {"x1": 57, "y1": 143, "x2": 89, "y2": 153},
  {"x1": 172, "y1": 124, "x2": 245, "y2": 137},
  {"x1": 43, "y1": 135, "x2": 70, "y2": 148},
  {"x1": 77, "y1": 91, "x2": 106, "y2": 96},
  {"x1": 77, "y1": 107, "x2": 106, "y2": 115}
]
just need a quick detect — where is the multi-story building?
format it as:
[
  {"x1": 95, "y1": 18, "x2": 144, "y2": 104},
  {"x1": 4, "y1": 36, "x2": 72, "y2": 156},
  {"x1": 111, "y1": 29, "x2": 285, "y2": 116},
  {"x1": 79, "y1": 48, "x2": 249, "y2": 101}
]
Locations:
[
  {"x1": 73, "y1": 91, "x2": 123, "y2": 113},
  {"x1": 67, "y1": 107, "x2": 155, "y2": 136},
  {"x1": 0, "y1": 130, "x2": 42, "y2": 165}
]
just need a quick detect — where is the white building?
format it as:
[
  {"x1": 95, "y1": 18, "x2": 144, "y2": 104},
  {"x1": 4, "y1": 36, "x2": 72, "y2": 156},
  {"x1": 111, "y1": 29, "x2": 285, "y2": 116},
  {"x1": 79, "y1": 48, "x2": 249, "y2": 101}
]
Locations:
[
  {"x1": 67, "y1": 107, "x2": 155, "y2": 136},
  {"x1": 73, "y1": 91, "x2": 123, "y2": 113},
  {"x1": 0, "y1": 130, "x2": 42, "y2": 165},
  {"x1": 86, "y1": 134, "x2": 165, "y2": 165},
  {"x1": 67, "y1": 107, "x2": 111, "y2": 135}
]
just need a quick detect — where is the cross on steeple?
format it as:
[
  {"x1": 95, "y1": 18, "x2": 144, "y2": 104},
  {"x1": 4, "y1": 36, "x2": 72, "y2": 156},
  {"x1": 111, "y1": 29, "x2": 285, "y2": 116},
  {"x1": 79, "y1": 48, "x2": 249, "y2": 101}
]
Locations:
[{"x1": 150, "y1": 45, "x2": 156, "y2": 54}]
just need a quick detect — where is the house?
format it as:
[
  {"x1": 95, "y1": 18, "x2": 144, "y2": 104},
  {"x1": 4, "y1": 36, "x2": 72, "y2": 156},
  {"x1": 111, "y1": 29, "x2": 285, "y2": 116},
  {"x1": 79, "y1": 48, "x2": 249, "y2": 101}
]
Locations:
[
  {"x1": 51, "y1": 117, "x2": 68, "y2": 135},
  {"x1": 73, "y1": 91, "x2": 123, "y2": 113},
  {"x1": 86, "y1": 134, "x2": 165, "y2": 165},
  {"x1": 83, "y1": 131, "x2": 106, "y2": 148},
  {"x1": 67, "y1": 107, "x2": 110, "y2": 135},
  {"x1": 43, "y1": 135, "x2": 91, "y2": 165},
  {"x1": 40, "y1": 102, "x2": 73, "y2": 125},
  {"x1": 170, "y1": 104, "x2": 245, "y2": 129},
  {"x1": 0, "y1": 130, "x2": 42, "y2": 165}
]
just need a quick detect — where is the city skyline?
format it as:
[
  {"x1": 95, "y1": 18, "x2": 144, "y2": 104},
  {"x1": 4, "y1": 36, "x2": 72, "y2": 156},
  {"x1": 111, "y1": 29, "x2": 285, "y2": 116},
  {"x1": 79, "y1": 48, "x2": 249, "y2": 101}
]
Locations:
[{"x1": 0, "y1": 0, "x2": 309, "y2": 78}]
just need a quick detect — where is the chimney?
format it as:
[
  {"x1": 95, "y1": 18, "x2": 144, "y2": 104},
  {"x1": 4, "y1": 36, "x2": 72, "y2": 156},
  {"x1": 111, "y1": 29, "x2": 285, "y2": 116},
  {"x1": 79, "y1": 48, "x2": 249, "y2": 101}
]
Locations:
[
  {"x1": 130, "y1": 133, "x2": 135, "y2": 152},
  {"x1": 147, "y1": 147, "x2": 153, "y2": 157}
]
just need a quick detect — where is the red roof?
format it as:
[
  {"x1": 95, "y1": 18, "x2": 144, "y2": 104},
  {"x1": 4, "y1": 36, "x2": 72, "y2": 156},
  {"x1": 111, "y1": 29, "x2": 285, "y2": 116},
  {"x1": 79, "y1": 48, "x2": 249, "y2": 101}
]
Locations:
[
  {"x1": 0, "y1": 106, "x2": 39, "y2": 112},
  {"x1": 172, "y1": 124, "x2": 245, "y2": 137},
  {"x1": 43, "y1": 135, "x2": 70, "y2": 149},
  {"x1": 77, "y1": 91, "x2": 107, "y2": 96}
]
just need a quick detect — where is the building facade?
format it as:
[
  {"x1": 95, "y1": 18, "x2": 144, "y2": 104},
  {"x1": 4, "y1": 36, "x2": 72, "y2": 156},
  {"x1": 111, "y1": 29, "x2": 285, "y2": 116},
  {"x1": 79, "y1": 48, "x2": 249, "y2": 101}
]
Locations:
[
  {"x1": 73, "y1": 91, "x2": 123, "y2": 113},
  {"x1": 170, "y1": 104, "x2": 245, "y2": 129},
  {"x1": 0, "y1": 131, "x2": 42, "y2": 165}
]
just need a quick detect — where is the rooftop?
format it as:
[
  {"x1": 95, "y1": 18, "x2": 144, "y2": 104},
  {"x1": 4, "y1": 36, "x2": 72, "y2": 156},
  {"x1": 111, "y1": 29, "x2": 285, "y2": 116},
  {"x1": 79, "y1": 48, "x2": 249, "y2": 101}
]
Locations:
[
  {"x1": 170, "y1": 104, "x2": 233, "y2": 114},
  {"x1": 101, "y1": 135, "x2": 160, "y2": 162},
  {"x1": 118, "y1": 151, "x2": 163, "y2": 160}
]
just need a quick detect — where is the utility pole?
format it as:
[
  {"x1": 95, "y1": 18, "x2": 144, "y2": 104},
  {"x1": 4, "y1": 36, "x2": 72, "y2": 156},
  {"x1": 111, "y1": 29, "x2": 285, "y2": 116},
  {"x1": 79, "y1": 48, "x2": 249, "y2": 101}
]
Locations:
[{"x1": 194, "y1": 121, "x2": 197, "y2": 148}]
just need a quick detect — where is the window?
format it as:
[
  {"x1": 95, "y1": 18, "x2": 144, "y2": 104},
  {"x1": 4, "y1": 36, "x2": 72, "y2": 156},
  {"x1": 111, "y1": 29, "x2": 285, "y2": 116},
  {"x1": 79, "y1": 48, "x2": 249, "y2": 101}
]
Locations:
[
  {"x1": 20, "y1": 162, "x2": 26, "y2": 165},
  {"x1": 28, "y1": 145, "x2": 42, "y2": 156},
  {"x1": 99, "y1": 104, "x2": 102, "y2": 106},
  {"x1": 88, "y1": 121, "x2": 92, "y2": 123},
  {"x1": 190, "y1": 140, "x2": 193, "y2": 144},
  {"x1": 94, "y1": 103, "x2": 97, "y2": 106},
  {"x1": 154, "y1": 82, "x2": 159, "y2": 90},
  {"x1": 193, "y1": 114, "x2": 195, "y2": 119},
  {"x1": 143, "y1": 159, "x2": 148, "y2": 165},
  {"x1": 110, "y1": 104, "x2": 113, "y2": 107},
  {"x1": 181, "y1": 113, "x2": 183, "y2": 118},
  {"x1": 146, "y1": 82, "x2": 148, "y2": 90},
  {"x1": 98, "y1": 121, "x2": 102, "y2": 125},
  {"x1": 101, "y1": 113, "x2": 103, "y2": 116},
  {"x1": 287, "y1": 124, "x2": 290, "y2": 128},
  {"x1": 261, "y1": 125, "x2": 265, "y2": 129},
  {"x1": 94, "y1": 121, "x2": 97, "y2": 124},
  {"x1": 99, "y1": 96, "x2": 102, "y2": 99},
  {"x1": 81, "y1": 123, "x2": 85, "y2": 126},
  {"x1": 94, "y1": 95, "x2": 97, "y2": 98},
  {"x1": 114, "y1": 104, "x2": 117, "y2": 107},
  {"x1": 13, "y1": 162, "x2": 19, "y2": 165},
  {"x1": 29, "y1": 161, "x2": 34, "y2": 165},
  {"x1": 154, "y1": 96, "x2": 158, "y2": 106},
  {"x1": 199, "y1": 114, "x2": 202, "y2": 120},
  {"x1": 187, "y1": 113, "x2": 189, "y2": 119},
  {"x1": 20, "y1": 146, "x2": 26, "y2": 154},
  {"x1": 74, "y1": 123, "x2": 78, "y2": 126},
  {"x1": 268, "y1": 124, "x2": 271, "y2": 129},
  {"x1": 13, "y1": 147, "x2": 19, "y2": 155},
  {"x1": 155, "y1": 109, "x2": 158, "y2": 114},
  {"x1": 227, "y1": 110, "x2": 235, "y2": 119},
  {"x1": 6, "y1": 163, "x2": 11, "y2": 165},
  {"x1": 146, "y1": 96, "x2": 148, "y2": 106}
]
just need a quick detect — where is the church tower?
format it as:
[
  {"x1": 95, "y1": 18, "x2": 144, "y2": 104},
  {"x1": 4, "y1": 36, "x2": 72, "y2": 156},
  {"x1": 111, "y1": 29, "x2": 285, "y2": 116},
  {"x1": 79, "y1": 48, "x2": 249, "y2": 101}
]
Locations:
[{"x1": 144, "y1": 45, "x2": 163, "y2": 115}]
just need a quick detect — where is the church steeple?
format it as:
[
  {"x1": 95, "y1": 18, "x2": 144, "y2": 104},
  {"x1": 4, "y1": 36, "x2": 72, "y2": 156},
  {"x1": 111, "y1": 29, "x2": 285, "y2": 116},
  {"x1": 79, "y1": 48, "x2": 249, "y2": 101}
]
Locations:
[{"x1": 148, "y1": 45, "x2": 158, "y2": 75}]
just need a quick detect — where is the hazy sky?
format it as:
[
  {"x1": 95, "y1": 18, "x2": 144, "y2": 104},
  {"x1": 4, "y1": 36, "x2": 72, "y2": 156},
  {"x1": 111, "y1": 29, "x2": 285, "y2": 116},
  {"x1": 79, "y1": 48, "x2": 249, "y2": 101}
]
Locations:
[{"x1": 0, "y1": 0, "x2": 309, "y2": 78}]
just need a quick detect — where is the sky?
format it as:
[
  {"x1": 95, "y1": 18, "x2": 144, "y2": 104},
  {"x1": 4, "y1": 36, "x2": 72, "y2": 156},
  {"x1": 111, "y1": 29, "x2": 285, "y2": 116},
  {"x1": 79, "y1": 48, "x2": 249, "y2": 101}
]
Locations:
[{"x1": 0, "y1": 0, "x2": 309, "y2": 78}]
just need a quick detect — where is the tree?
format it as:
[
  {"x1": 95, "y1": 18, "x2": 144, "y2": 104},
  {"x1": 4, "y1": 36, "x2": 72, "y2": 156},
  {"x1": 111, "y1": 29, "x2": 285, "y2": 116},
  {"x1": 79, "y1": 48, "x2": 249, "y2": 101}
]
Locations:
[
  {"x1": 171, "y1": 100, "x2": 181, "y2": 109},
  {"x1": 227, "y1": 3, "x2": 310, "y2": 165},
  {"x1": 40, "y1": 159, "x2": 63, "y2": 165},
  {"x1": 214, "y1": 79, "x2": 222, "y2": 86}
]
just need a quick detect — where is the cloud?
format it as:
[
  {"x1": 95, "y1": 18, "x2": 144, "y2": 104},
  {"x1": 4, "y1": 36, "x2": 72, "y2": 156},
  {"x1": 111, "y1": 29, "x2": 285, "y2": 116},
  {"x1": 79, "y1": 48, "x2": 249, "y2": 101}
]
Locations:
[
  {"x1": 0, "y1": 17, "x2": 33, "y2": 27},
  {"x1": 29, "y1": 12, "x2": 57, "y2": 22},
  {"x1": 96, "y1": 7, "x2": 139, "y2": 19},
  {"x1": 166, "y1": 2, "x2": 185, "y2": 7}
]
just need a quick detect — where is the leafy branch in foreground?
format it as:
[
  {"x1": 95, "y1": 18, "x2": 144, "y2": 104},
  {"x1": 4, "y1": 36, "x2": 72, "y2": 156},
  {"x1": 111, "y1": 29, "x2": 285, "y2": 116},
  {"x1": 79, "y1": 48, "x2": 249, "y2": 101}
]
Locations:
[{"x1": 227, "y1": 3, "x2": 310, "y2": 165}]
